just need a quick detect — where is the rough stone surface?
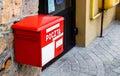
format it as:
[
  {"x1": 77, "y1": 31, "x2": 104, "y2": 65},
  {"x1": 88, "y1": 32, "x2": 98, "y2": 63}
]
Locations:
[
  {"x1": 0, "y1": 38, "x2": 6, "y2": 54},
  {"x1": 8, "y1": 33, "x2": 13, "y2": 48},
  {"x1": 22, "y1": 0, "x2": 38, "y2": 16},
  {"x1": 41, "y1": 21, "x2": 120, "y2": 76},
  {"x1": 0, "y1": 0, "x2": 40, "y2": 76},
  {"x1": 1, "y1": 0, "x2": 14, "y2": 24},
  {"x1": 1, "y1": 0, "x2": 22, "y2": 24},
  {"x1": 13, "y1": 0, "x2": 22, "y2": 18},
  {"x1": 0, "y1": 0, "x2": 38, "y2": 24}
]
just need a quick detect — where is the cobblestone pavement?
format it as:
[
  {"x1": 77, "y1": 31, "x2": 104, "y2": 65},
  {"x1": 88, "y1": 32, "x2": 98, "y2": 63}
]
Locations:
[{"x1": 41, "y1": 21, "x2": 120, "y2": 76}]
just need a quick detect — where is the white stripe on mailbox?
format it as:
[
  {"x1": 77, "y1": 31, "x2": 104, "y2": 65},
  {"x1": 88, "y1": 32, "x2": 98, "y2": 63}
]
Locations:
[
  {"x1": 46, "y1": 23, "x2": 60, "y2": 33},
  {"x1": 42, "y1": 42, "x2": 55, "y2": 66},
  {"x1": 53, "y1": 32, "x2": 63, "y2": 41}
]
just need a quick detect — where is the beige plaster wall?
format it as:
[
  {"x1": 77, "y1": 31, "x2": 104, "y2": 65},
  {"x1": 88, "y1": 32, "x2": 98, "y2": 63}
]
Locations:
[
  {"x1": 76, "y1": 0, "x2": 116, "y2": 47},
  {"x1": 76, "y1": 0, "x2": 86, "y2": 46}
]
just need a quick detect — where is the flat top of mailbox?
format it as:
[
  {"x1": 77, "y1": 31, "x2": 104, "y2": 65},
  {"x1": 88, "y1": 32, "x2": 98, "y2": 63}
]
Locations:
[{"x1": 12, "y1": 14, "x2": 64, "y2": 32}]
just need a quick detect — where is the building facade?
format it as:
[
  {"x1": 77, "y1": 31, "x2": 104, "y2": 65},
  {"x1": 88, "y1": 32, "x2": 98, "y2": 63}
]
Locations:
[{"x1": 0, "y1": 0, "x2": 120, "y2": 76}]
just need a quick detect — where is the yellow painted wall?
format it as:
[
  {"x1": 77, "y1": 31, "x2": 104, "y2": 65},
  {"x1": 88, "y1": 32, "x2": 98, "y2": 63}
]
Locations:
[{"x1": 76, "y1": 0, "x2": 116, "y2": 47}]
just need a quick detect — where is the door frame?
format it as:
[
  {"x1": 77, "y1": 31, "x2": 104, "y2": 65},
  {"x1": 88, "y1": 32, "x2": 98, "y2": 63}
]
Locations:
[
  {"x1": 38, "y1": 0, "x2": 77, "y2": 70},
  {"x1": 38, "y1": 0, "x2": 76, "y2": 49}
]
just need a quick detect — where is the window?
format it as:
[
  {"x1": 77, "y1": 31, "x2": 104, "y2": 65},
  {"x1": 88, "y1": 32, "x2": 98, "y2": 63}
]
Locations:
[{"x1": 48, "y1": 0, "x2": 71, "y2": 14}]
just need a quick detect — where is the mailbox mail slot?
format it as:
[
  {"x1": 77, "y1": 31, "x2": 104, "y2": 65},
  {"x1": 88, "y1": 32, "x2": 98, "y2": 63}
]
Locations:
[{"x1": 12, "y1": 14, "x2": 64, "y2": 67}]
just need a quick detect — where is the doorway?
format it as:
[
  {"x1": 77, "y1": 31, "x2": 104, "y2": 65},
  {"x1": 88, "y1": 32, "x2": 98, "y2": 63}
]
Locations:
[{"x1": 39, "y1": 0, "x2": 76, "y2": 53}]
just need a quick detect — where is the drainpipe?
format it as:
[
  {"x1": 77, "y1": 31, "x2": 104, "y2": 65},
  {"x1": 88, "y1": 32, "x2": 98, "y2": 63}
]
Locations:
[
  {"x1": 91, "y1": 0, "x2": 105, "y2": 37},
  {"x1": 100, "y1": 0, "x2": 104, "y2": 37},
  {"x1": 91, "y1": 0, "x2": 107, "y2": 20},
  {"x1": 91, "y1": 0, "x2": 102, "y2": 20}
]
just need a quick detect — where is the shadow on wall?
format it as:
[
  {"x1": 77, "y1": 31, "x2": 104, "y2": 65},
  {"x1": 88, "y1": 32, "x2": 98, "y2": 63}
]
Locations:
[{"x1": 116, "y1": 3, "x2": 120, "y2": 20}]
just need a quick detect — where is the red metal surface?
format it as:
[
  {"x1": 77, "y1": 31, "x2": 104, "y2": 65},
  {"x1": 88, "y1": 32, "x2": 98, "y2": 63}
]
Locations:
[
  {"x1": 12, "y1": 14, "x2": 64, "y2": 67},
  {"x1": 12, "y1": 14, "x2": 63, "y2": 32}
]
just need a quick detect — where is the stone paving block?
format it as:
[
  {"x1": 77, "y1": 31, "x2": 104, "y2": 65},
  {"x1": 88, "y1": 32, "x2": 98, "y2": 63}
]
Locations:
[
  {"x1": 109, "y1": 71, "x2": 118, "y2": 76},
  {"x1": 113, "y1": 67, "x2": 120, "y2": 74},
  {"x1": 102, "y1": 40, "x2": 118, "y2": 57},
  {"x1": 99, "y1": 41, "x2": 114, "y2": 61},
  {"x1": 95, "y1": 44, "x2": 112, "y2": 63},
  {"x1": 79, "y1": 73, "x2": 88, "y2": 76},
  {"x1": 80, "y1": 68, "x2": 89, "y2": 73},
  {"x1": 69, "y1": 71, "x2": 80, "y2": 76},
  {"x1": 112, "y1": 58, "x2": 120, "y2": 68},
  {"x1": 88, "y1": 52, "x2": 105, "y2": 76},
  {"x1": 73, "y1": 52, "x2": 88, "y2": 73},
  {"x1": 109, "y1": 46, "x2": 120, "y2": 54}
]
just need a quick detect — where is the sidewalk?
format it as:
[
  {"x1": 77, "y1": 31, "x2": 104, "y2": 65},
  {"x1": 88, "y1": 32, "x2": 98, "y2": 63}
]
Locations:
[{"x1": 41, "y1": 21, "x2": 120, "y2": 76}]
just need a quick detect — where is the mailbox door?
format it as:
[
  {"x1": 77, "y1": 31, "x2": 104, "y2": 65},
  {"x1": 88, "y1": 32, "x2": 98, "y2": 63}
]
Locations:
[{"x1": 41, "y1": 21, "x2": 64, "y2": 66}]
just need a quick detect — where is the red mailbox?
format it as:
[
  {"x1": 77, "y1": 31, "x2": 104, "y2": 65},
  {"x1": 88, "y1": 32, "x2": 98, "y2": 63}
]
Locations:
[{"x1": 12, "y1": 14, "x2": 64, "y2": 67}]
